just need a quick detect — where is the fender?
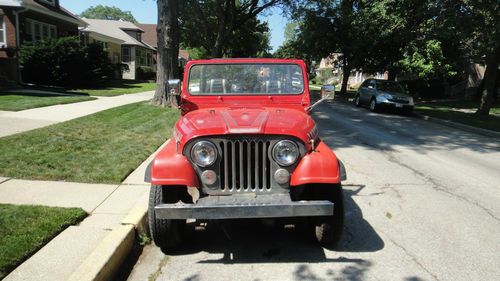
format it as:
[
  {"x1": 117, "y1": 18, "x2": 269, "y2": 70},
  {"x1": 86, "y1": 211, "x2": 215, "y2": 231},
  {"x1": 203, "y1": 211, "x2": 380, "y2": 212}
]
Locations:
[
  {"x1": 291, "y1": 140, "x2": 344, "y2": 185},
  {"x1": 148, "y1": 139, "x2": 199, "y2": 187}
]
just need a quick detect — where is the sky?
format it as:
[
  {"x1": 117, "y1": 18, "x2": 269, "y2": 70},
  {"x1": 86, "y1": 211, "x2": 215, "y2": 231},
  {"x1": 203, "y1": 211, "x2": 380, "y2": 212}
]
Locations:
[{"x1": 60, "y1": 0, "x2": 287, "y2": 52}]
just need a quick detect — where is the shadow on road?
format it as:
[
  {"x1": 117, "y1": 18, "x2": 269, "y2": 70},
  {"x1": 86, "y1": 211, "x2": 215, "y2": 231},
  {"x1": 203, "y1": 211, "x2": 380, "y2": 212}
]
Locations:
[
  {"x1": 160, "y1": 184, "x2": 382, "y2": 267},
  {"x1": 313, "y1": 101, "x2": 500, "y2": 154}
]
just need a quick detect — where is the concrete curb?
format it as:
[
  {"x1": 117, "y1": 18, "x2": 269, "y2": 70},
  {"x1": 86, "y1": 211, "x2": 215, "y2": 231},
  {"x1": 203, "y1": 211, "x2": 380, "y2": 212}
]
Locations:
[
  {"x1": 69, "y1": 200, "x2": 149, "y2": 281},
  {"x1": 414, "y1": 113, "x2": 500, "y2": 139}
]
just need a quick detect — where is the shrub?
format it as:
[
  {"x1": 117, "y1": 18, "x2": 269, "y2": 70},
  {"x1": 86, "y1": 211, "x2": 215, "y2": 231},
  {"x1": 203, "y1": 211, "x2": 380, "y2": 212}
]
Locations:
[
  {"x1": 18, "y1": 37, "x2": 114, "y2": 87},
  {"x1": 136, "y1": 66, "x2": 155, "y2": 80},
  {"x1": 316, "y1": 68, "x2": 334, "y2": 84}
]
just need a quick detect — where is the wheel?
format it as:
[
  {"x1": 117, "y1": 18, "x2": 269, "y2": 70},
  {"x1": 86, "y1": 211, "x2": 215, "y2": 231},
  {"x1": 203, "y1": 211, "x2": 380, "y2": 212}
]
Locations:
[
  {"x1": 148, "y1": 185, "x2": 185, "y2": 250},
  {"x1": 354, "y1": 95, "x2": 361, "y2": 107},
  {"x1": 402, "y1": 107, "x2": 414, "y2": 115},
  {"x1": 314, "y1": 187, "x2": 344, "y2": 246},
  {"x1": 369, "y1": 98, "x2": 378, "y2": 112}
]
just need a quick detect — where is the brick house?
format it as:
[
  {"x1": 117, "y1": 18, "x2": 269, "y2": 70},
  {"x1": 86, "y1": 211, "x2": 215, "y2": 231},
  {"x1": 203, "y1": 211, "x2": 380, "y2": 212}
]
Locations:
[{"x1": 0, "y1": 0, "x2": 85, "y2": 82}]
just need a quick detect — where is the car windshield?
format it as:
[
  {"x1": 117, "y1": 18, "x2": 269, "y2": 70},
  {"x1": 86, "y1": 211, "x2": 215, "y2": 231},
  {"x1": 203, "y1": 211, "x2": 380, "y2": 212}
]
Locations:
[
  {"x1": 376, "y1": 81, "x2": 405, "y2": 93},
  {"x1": 188, "y1": 63, "x2": 304, "y2": 95}
]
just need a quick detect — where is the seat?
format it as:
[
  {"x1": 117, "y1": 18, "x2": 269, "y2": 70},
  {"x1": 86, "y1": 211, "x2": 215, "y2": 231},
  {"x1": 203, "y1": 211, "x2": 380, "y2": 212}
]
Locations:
[
  {"x1": 209, "y1": 79, "x2": 227, "y2": 94},
  {"x1": 265, "y1": 80, "x2": 282, "y2": 94}
]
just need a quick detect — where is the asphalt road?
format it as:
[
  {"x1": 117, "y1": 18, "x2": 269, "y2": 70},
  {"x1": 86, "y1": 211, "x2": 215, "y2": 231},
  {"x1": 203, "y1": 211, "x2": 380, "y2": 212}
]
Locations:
[{"x1": 123, "y1": 101, "x2": 500, "y2": 281}]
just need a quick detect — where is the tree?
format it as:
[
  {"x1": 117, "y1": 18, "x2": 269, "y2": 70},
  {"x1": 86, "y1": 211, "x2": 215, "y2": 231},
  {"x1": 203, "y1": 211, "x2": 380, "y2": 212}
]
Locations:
[
  {"x1": 179, "y1": 0, "x2": 282, "y2": 58},
  {"x1": 151, "y1": 0, "x2": 180, "y2": 107},
  {"x1": 80, "y1": 5, "x2": 138, "y2": 23}
]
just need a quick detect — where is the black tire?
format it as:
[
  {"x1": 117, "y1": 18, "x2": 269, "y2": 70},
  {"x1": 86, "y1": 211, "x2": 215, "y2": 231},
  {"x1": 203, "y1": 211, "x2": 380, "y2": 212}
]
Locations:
[
  {"x1": 148, "y1": 185, "x2": 185, "y2": 250},
  {"x1": 402, "y1": 107, "x2": 414, "y2": 115},
  {"x1": 354, "y1": 95, "x2": 361, "y2": 107},
  {"x1": 369, "y1": 98, "x2": 378, "y2": 112},
  {"x1": 314, "y1": 187, "x2": 345, "y2": 246}
]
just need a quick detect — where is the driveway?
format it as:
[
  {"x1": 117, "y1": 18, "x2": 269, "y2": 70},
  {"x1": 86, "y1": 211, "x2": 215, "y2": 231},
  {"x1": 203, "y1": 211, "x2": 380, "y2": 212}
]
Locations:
[{"x1": 125, "y1": 101, "x2": 500, "y2": 281}]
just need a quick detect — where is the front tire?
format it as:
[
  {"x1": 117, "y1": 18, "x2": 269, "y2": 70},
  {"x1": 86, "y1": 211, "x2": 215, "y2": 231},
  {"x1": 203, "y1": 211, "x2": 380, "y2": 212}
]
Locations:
[
  {"x1": 369, "y1": 98, "x2": 378, "y2": 112},
  {"x1": 148, "y1": 185, "x2": 185, "y2": 250},
  {"x1": 314, "y1": 187, "x2": 345, "y2": 246},
  {"x1": 354, "y1": 95, "x2": 361, "y2": 107}
]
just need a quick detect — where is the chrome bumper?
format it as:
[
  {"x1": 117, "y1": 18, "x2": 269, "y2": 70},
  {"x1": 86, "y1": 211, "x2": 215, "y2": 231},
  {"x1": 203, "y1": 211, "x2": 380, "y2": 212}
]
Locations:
[{"x1": 154, "y1": 194, "x2": 334, "y2": 220}]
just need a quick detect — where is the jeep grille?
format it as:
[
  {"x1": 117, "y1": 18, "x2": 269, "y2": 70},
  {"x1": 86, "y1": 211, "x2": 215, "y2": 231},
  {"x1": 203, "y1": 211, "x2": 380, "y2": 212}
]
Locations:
[
  {"x1": 184, "y1": 136, "x2": 304, "y2": 195},
  {"x1": 220, "y1": 139, "x2": 271, "y2": 191}
]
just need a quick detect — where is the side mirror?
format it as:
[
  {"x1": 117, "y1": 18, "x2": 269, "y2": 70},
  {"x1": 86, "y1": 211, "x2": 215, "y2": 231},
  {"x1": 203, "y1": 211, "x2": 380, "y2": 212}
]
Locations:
[
  {"x1": 320, "y1": 85, "x2": 335, "y2": 100},
  {"x1": 307, "y1": 84, "x2": 335, "y2": 113},
  {"x1": 167, "y1": 79, "x2": 181, "y2": 105}
]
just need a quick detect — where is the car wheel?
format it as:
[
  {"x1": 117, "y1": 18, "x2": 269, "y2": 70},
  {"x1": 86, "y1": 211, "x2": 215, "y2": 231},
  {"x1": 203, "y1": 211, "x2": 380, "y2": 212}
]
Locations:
[
  {"x1": 369, "y1": 98, "x2": 378, "y2": 112},
  {"x1": 354, "y1": 95, "x2": 361, "y2": 107},
  {"x1": 148, "y1": 185, "x2": 185, "y2": 250},
  {"x1": 402, "y1": 107, "x2": 414, "y2": 115},
  {"x1": 314, "y1": 187, "x2": 344, "y2": 246}
]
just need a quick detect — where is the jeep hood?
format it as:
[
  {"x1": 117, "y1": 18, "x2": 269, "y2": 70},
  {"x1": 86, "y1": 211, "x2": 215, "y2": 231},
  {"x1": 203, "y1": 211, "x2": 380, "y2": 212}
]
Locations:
[{"x1": 175, "y1": 107, "x2": 316, "y2": 146}]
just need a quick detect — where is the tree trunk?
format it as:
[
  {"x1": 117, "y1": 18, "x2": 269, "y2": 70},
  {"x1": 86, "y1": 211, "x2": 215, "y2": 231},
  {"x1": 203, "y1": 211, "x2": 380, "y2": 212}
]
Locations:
[
  {"x1": 340, "y1": 56, "x2": 351, "y2": 94},
  {"x1": 152, "y1": 0, "x2": 179, "y2": 107},
  {"x1": 476, "y1": 46, "x2": 500, "y2": 116}
]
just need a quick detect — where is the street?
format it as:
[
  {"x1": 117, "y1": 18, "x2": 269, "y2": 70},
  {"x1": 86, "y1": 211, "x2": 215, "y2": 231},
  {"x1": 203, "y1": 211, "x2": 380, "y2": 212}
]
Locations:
[{"x1": 124, "y1": 100, "x2": 500, "y2": 281}]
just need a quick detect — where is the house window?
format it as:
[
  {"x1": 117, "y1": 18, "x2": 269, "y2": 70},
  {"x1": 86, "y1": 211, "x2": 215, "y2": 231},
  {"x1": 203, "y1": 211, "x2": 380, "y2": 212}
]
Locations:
[
  {"x1": 26, "y1": 19, "x2": 57, "y2": 41},
  {"x1": 136, "y1": 33, "x2": 142, "y2": 42},
  {"x1": 122, "y1": 46, "x2": 131, "y2": 62},
  {"x1": 146, "y1": 52, "x2": 152, "y2": 66},
  {"x1": 0, "y1": 17, "x2": 6, "y2": 47}
]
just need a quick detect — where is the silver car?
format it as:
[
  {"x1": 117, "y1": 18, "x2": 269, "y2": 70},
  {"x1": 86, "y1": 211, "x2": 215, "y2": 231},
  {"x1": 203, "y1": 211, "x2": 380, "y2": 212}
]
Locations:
[{"x1": 354, "y1": 79, "x2": 414, "y2": 114}]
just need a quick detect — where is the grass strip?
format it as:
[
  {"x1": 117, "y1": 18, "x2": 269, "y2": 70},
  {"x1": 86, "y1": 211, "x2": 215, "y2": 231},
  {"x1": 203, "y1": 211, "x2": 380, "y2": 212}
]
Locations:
[
  {"x1": 0, "y1": 94, "x2": 95, "y2": 111},
  {"x1": 415, "y1": 106, "x2": 500, "y2": 132},
  {"x1": 0, "y1": 204, "x2": 87, "y2": 279},
  {"x1": 0, "y1": 102, "x2": 178, "y2": 183}
]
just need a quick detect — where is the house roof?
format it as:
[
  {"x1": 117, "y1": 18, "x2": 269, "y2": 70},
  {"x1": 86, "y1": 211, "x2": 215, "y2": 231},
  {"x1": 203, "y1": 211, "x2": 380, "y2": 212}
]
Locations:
[
  {"x1": 137, "y1": 24, "x2": 156, "y2": 48},
  {"x1": 137, "y1": 23, "x2": 190, "y2": 60},
  {"x1": 82, "y1": 18, "x2": 155, "y2": 50},
  {"x1": 0, "y1": 0, "x2": 86, "y2": 27}
]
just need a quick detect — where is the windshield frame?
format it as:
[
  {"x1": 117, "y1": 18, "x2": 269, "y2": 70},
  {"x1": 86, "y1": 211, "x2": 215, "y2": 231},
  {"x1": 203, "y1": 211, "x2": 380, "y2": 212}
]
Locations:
[{"x1": 186, "y1": 63, "x2": 306, "y2": 96}]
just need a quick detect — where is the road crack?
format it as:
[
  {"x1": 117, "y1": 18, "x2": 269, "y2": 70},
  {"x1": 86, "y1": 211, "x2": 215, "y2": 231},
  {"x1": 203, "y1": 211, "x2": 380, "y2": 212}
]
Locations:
[
  {"x1": 385, "y1": 153, "x2": 500, "y2": 222},
  {"x1": 382, "y1": 232, "x2": 440, "y2": 281}
]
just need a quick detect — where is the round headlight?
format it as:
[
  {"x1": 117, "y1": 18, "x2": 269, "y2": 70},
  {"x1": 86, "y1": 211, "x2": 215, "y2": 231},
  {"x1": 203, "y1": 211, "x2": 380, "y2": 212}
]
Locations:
[
  {"x1": 272, "y1": 140, "x2": 299, "y2": 166},
  {"x1": 191, "y1": 141, "x2": 217, "y2": 167}
]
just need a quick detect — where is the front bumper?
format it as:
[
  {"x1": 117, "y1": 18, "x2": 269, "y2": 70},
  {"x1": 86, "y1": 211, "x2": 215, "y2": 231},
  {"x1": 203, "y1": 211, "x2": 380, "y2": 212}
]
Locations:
[
  {"x1": 154, "y1": 194, "x2": 334, "y2": 220},
  {"x1": 379, "y1": 101, "x2": 414, "y2": 110}
]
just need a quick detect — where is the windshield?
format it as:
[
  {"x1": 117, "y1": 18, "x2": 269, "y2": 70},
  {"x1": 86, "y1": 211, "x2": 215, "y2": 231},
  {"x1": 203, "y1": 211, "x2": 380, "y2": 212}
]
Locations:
[
  {"x1": 375, "y1": 81, "x2": 405, "y2": 93},
  {"x1": 188, "y1": 64, "x2": 304, "y2": 95}
]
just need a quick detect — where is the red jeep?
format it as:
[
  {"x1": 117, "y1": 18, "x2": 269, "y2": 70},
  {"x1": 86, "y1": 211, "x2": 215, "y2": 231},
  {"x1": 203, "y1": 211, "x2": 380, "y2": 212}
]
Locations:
[{"x1": 145, "y1": 58, "x2": 346, "y2": 249}]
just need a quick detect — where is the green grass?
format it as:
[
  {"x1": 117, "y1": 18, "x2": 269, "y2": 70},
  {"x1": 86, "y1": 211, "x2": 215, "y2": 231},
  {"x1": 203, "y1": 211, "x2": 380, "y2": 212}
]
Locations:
[
  {"x1": 0, "y1": 93, "x2": 96, "y2": 111},
  {"x1": 415, "y1": 105, "x2": 500, "y2": 132},
  {"x1": 72, "y1": 80, "x2": 156, "y2": 97},
  {"x1": 418, "y1": 100, "x2": 500, "y2": 115},
  {"x1": 415, "y1": 99, "x2": 500, "y2": 132},
  {"x1": 0, "y1": 102, "x2": 179, "y2": 183},
  {"x1": 0, "y1": 204, "x2": 87, "y2": 279}
]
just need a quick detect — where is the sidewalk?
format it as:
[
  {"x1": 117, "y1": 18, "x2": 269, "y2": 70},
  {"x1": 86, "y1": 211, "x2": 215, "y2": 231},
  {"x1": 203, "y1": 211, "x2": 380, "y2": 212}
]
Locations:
[
  {"x1": 0, "y1": 91, "x2": 154, "y2": 138},
  {"x1": 0, "y1": 141, "x2": 166, "y2": 281}
]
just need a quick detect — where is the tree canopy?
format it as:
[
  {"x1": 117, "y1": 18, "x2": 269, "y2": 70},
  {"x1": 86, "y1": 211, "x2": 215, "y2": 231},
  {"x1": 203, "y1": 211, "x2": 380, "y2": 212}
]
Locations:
[
  {"x1": 279, "y1": 0, "x2": 499, "y2": 114},
  {"x1": 80, "y1": 5, "x2": 138, "y2": 23}
]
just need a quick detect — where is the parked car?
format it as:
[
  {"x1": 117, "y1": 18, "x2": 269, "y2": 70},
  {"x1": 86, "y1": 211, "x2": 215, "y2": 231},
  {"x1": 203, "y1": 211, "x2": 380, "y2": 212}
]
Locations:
[
  {"x1": 354, "y1": 79, "x2": 414, "y2": 114},
  {"x1": 145, "y1": 58, "x2": 347, "y2": 250}
]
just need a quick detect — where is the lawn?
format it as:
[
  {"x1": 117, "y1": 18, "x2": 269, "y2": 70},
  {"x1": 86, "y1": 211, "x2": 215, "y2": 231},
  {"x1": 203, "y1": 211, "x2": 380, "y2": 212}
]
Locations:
[
  {"x1": 415, "y1": 105, "x2": 500, "y2": 132},
  {"x1": 415, "y1": 100, "x2": 500, "y2": 132},
  {"x1": 72, "y1": 80, "x2": 156, "y2": 97},
  {"x1": 0, "y1": 93, "x2": 96, "y2": 111},
  {"x1": 0, "y1": 102, "x2": 179, "y2": 183},
  {"x1": 0, "y1": 204, "x2": 86, "y2": 279}
]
